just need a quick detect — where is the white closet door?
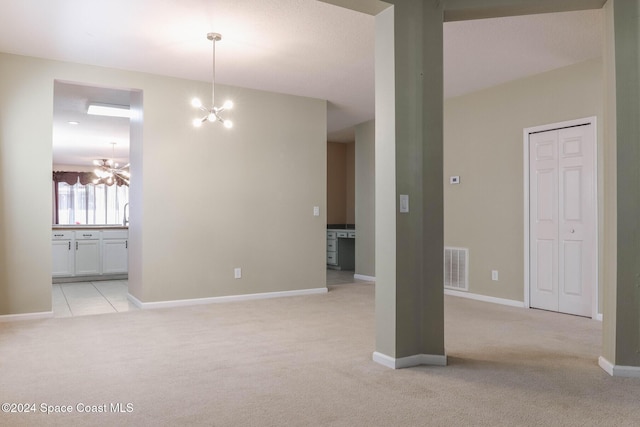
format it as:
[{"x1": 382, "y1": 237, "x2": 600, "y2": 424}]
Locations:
[
  {"x1": 530, "y1": 124, "x2": 594, "y2": 317},
  {"x1": 530, "y1": 130, "x2": 559, "y2": 312}
]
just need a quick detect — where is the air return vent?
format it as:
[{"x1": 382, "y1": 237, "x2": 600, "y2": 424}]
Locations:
[{"x1": 444, "y1": 247, "x2": 469, "y2": 291}]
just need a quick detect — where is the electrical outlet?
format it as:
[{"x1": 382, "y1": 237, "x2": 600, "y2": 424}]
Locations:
[
  {"x1": 234, "y1": 268, "x2": 242, "y2": 279},
  {"x1": 491, "y1": 270, "x2": 499, "y2": 281}
]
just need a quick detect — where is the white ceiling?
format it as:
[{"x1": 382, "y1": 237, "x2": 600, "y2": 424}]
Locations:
[{"x1": 0, "y1": 1, "x2": 602, "y2": 165}]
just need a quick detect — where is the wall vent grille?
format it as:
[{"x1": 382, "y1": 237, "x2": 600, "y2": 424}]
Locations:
[{"x1": 444, "y1": 247, "x2": 469, "y2": 291}]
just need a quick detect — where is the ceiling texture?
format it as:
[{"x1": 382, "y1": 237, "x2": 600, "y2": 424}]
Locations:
[{"x1": 0, "y1": 0, "x2": 602, "y2": 166}]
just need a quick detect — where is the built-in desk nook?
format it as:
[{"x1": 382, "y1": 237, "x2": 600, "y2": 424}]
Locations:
[{"x1": 326, "y1": 227, "x2": 355, "y2": 270}]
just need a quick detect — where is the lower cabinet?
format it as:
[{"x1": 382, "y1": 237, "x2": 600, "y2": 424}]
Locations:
[
  {"x1": 326, "y1": 229, "x2": 355, "y2": 270},
  {"x1": 75, "y1": 232, "x2": 101, "y2": 276},
  {"x1": 52, "y1": 232, "x2": 74, "y2": 277},
  {"x1": 102, "y1": 231, "x2": 128, "y2": 274},
  {"x1": 52, "y1": 229, "x2": 128, "y2": 279}
]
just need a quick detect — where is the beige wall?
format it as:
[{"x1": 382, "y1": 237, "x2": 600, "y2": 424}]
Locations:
[
  {"x1": 355, "y1": 120, "x2": 375, "y2": 278},
  {"x1": 327, "y1": 141, "x2": 355, "y2": 225},
  {"x1": 444, "y1": 58, "x2": 604, "y2": 303},
  {"x1": 345, "y1": 142, "x2": 355, "y2": 224},
  {"x1": 0, "y1": 52, "x2": 327, "y2": 315}
]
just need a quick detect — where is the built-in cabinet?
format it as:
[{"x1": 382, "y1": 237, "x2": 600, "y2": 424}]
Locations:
[
  {"x1": 102, "y1": 230, "x2": 128, "y2": 274},
  {"x1": 327, "y1": 229, "x2": 355, "y2": 270},
  {"x1": 52, "y1": 229, "x2": 128, "y2": 279},
  {"x1": 75, "y1": 231, "x2": 101, "y2": 275},
  {"x1": 52, "y1": 231, "x2": 75, "y2": 276}
]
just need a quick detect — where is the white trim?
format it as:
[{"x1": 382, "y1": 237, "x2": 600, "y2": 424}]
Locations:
[
  {"x1": 444, "y1": 289, "x2": 525, "y2": 308},
  {"x1": 523, "y1": 117, "x2": 599, "y2": 319},
  {"x1": 354, "y1": 274, "x2": 376, "y2": 282},
  {"x1": 128, "y1": 287, "x2": 328, "y2": 310},
  {"x1": 0, "y1": 311, "x2": 53, "y2": 322},
  {"x1": 372, "y1": 351, "x2": 447, "y2": 369},
  {"x1": 599, "y1": 356, "x2": 640, "y2": 378}
]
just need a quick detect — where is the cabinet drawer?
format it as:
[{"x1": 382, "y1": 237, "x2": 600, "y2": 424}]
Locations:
[
  {"x1": 102, "y1": 230, "x2": 128, "y2": 239},
  {"x1": 348, "y1": 231, "x2": 356, "y2": 238},
  {"x1": 337, "y1": 231, "x2": 348, "y2": 238},
  {"x1": 327, "y1": 231, "x2": 337, "y2": 239},
  {"x1": 327, "y1": 240, "x2": 337, "y2": 251},
  {"x1": 52, "y1": 231, "x2": 73, "y2": 240},
  {"x1": 327, "y1": 252, "x2": 338, "y2": 265},
  {"x1": 75, "y1": 231, "x2": 100, "y2": 240}
]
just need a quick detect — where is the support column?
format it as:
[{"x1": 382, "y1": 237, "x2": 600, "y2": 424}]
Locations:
[
  {"x1": 600, "y1": 0, "x2": 640, "y2": 377},
  {"x1": 373, "y1": 0, "x2": 446, "y2": 369}
]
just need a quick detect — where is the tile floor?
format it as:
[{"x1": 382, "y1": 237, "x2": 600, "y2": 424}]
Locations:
[
  {"x1": 52, "y1": 280, "x2": 138, "y2": 318},
  {"x1": 52, "y1": 270, "x2": 370, "y2": 318}
]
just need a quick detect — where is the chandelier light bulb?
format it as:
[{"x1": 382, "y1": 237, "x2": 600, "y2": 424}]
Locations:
[
  {"x1": 193, "y1": 118, "x2": 203, "y2": 128},
  {"x1": 191, "y1": 98, "x2": 203, "y2": 109},
  {"x1": 223, "y1": 120, "x2": 233, "y2": 129},
  {"x1": 223, "y1": 100, "x2": 233, "y2": 110}
]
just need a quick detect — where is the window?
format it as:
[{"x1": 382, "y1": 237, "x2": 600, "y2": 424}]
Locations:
[{"x1": 53, "y1": 172, "x2": 129, "y2": 225}]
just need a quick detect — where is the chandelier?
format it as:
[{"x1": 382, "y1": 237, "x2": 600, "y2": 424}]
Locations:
[
  {"x1": 93, "y1": 142, "x2": 130, "y2": 186},
  {"x1": 192, "y1": 32, "x2": 233, "y2": 128}
]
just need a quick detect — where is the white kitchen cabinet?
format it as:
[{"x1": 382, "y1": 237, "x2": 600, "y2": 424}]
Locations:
[
  {"x1": 74, "y1": 231, "x2": 101, "y2": 276},
  {"x1": 102, "y1": 230, "x2": 128, "y2": 274},
  {"x1": 52, "y1": 231, "x2": 74, "y2": 277},
  {"x1": 52, "y1": 229, "x2": 130, "y2": 279}
]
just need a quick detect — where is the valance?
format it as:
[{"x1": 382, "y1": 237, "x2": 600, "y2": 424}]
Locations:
[{"x1": 52, "y1": 171, "x2": 127, "y2": 187}]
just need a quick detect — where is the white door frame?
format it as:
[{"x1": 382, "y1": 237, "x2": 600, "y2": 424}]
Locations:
[{"x1": 523, "y1": 116, "x2": 599, "y2": 319}]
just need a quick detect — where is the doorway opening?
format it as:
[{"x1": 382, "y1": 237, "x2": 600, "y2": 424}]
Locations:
[{"x1": 51, "y1": 80, "x2": 140, "y2": 317}]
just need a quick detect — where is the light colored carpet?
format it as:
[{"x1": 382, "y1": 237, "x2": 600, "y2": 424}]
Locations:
[{"x1": 1, "y1": 282, "x2": 639, "y2": 426}]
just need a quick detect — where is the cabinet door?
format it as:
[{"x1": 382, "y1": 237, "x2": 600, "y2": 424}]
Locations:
[
  {"x1": 103, "y1": 239, "x2": 128, "y2": 274},
  {"x1": 75, "y1": 240, "x2": 101, "y2": 275},
  {"x1": 52, "y1": 240, "x2": 74, "y2": 276}
]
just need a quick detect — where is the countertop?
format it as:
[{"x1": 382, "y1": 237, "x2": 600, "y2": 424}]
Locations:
[{"x1": 52, "y1": 225, "x2": 128, "y2": 230}]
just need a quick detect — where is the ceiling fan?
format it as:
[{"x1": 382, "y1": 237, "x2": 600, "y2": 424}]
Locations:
[{"x1": 93, "y1": 142, "x2": 130, "y2": 186}]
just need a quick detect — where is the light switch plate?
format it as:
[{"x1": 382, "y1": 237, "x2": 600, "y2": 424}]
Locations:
[
  {"x1": 399, "y1": 195, "x2": 409, "y2": 213},
  {"x1": 491, "y1": 270, "x2": 498, "y2": 281},
  {"x1": 234, "y1": 268, "x2": 242, "y2": 279},
  {"x1": 313, "y1": 206, "x2": 320, "y2": 216}
]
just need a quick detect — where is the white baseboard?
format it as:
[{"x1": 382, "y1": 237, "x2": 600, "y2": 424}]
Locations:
[
  {"x1": 373, "y1": 351, "x2": 447, "y2": 369},
  {"x1": 128, "y1": 287, "x2": 328, "y2": 310},
  {"x1": 353, "y1": 274, "x2": 376, "y2": 282},
  {"x1": 599, "y1": 356, "x2": 640, "y2": 378},
  {"x1": 0, "y1": 311, "x2": 53, "y2": 322},
  {"x1": 444, "y1": 289, "x2": 525, "y2": 308}
]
